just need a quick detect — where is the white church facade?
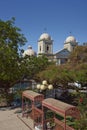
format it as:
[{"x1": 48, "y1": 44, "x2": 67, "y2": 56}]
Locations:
[{"x1": 23, "y1": 33, "x2": 78, "y2": 65}]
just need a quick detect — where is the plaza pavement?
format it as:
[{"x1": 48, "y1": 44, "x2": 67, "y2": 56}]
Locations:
[{"x1": 0, "y1": 107, "x2": 31, "y2": 130}]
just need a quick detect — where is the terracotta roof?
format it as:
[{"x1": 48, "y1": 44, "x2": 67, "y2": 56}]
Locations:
[
  {"x1": 42, "y1": 98, "x2": 77, "y2": 116},
  {"x1": 23, "y1": 90, "x2": 44, "y2": 101}
]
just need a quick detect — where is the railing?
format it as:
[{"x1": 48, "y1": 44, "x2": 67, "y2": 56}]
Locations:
[{"x1": 54, "y1": 117, "x2": 75, "y2": 130}]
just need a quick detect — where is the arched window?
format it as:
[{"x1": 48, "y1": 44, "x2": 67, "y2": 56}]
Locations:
[
  {"x1": 40, "y1": 46, "x2": 41, "y2": 51},
  {"x1": 47, "y1": 45, "x2": 49, "y2": 51}
]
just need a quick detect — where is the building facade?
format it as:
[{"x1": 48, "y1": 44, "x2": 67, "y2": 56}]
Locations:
[{"x1": 23, "y1": 33, "x2": 78, "y2": 65}]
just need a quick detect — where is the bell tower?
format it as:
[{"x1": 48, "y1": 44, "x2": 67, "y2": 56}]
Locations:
[
  {"x1": 38, "y1": 33, "x2": 53, "y2": 56},
  {"x1": 64, "y1": 35, "x2": 78, "y2": 52}
]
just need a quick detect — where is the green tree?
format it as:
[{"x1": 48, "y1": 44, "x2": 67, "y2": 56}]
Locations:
[
  {"x1": 36, "y1": 64, "x2": 73, "y2": 88},
  {"x1": 36, "y1": 62, "x2": 87, "y2": 89},
  {"x1": 69, "y1": 46, "x2": 87, "y2": 64},
  {"x1": 74, "y1": 93, "x2": 87, "y2": 129},
  {"x1": 0, "y1": 18, "x2": 27, "y2": 95},
  {"x1": 22, "y1": 55, "x2": 50, "y2": 80}
]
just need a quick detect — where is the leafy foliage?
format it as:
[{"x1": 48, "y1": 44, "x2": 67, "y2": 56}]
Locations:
[
  {"x1": 74, "y1": 93, "x2": 87, "y2": 129},
  {"x1": 22, "y1": 55, "x2": 50, "y2": 80},
  {"x1": 0, "y1": 18, "x2": 50, "y2": 100},
  {"x1": 0, "y1": 18, "x2": 27, "y2": 92},
  {"x1": 36, "y1": 46, "x2": 87, "y2": 88},
  {"x1": 36, "y1": 65, "x2": 73, "y2": 87},
  {"x1": 69, "y1": 46, "x2": 87, "y2": 64}
]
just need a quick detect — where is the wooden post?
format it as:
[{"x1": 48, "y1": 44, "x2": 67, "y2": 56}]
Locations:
[
  {"x1": 42, "y1": 106, "x2": 44, "y2": 130},
  {"x1": 32, "y1": 101, "x2": 35, "y2": 128},
  {"x1": 64, "y1": 114, "x2": 66, "y2": 130},
  {"x1": 22, "y1": 95, "x2": 24, "y2": 117}
]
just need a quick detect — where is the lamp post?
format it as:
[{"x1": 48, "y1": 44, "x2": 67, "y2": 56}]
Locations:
[{"x1": 36, "y1": 80, "x2": 53, "y2": 98}]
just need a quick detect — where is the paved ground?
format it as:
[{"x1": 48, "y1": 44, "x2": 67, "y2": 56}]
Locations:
[{"x1": 0, "y1": 107, "x2": 31, "y2": 130}]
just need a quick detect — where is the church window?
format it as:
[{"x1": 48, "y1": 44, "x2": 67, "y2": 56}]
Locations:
[
  {"x1": 40, "y1": 46, "x2": 41, "y2": 51},
  {"x1": 47, "y1": 45, "x2": 49, "y2": 51}
]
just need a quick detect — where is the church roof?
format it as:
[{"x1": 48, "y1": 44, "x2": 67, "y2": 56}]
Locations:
[
  {"x1": 64, "y1": 35, "x2": 76, "y2": 44},
  {"x1": 39, "y1": 33, "x2": 51, "y2": 41},
  {"x1": 54, "y1": 48, "x2": 70, "y2": 58}
]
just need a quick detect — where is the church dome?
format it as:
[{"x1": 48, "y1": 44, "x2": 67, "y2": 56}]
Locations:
[
  {"x1": 65, "y1": 36, "x2": 76, "y2": 44},
  {"x1": 39, "y1": 33, "x2": 51, "y2": 41},
  {"x1": 23, "y1": 46, "x2": 36, "y2": 57}
]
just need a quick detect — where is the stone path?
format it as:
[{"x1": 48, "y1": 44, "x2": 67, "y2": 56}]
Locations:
[
  {"x1": 0, "y1": 107, "x2": 32, "y2": 130},
  {"x1": 17, "y1": 113, "x2": 34, "y2": 130}
]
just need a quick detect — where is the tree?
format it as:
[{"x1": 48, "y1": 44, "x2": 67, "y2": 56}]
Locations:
[
  {"x1": 0, "y1": 18, "x2": 27, "y2": 95},
  {"x1": 74, "y1": 93, "x2": 87, "y2": 129},
  {"x1": 36, "y1": 62, "x2": 87, "y2": 89},
  {"x1": 36, "y1": 46, "x2": 87, "y2": 128},
  {"x1": 68, "y1": 46, "x2": 87, "y2": 87},
  {"x1": 36, "y1": 64, "x2": 73, "y2": 88},
  {"x1": 69, "y1": 46, "x2": 87, "y2": 64},
  {"x1": 21, "y1": 55, "x2": 50, "y2": 80}
]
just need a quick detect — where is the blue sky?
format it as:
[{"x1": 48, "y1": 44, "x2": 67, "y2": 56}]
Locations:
[{"x1": 0, "y1": 0, "x2": 87, "y2": 53}]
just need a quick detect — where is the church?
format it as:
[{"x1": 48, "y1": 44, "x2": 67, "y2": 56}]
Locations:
[{"x1": 23, "y1": 33, "x2": 78, "y2": 65}]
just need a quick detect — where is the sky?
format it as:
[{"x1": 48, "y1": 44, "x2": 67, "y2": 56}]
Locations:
[{"x1": 0, "y1": 0, "x2": 87, "y2": 53}]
